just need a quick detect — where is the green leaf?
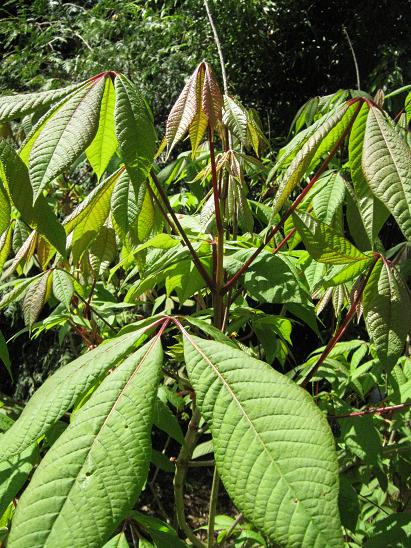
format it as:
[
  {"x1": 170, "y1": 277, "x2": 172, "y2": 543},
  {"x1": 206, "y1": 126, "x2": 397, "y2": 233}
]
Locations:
[
  {"x1": 0, "y1": 326, "x2": 152, "y2": 460},
  {"x1": 0, "y1": 329, "x2": 11, "y2": 378},
  {"x1": 0, "y1": 81, "x2": 87, "y2": 123},
  {"x1": 7, "y1": 338, "x2": 163, "y2": 548},
  {"x1": 0, "y1": 141, "x2": 66, "y2": 255},
  {"x1": 165, "y1": 256, "x2": 205, "y2": 304},
  {"x1": 272, "y1": 103, "x2": 354, "y2": 215},
  {"x1": 52, "y1": 269, "x2": 74, "y2": 310},
  {"x1": 183, "y1": 335, "x2": 343, "y2": 547},
  {"x1": 102, "y1": 532, "x2": 129, "y2": 548},
  {"x1": 0, "y1": 225, "x2": 13, "y2": 272},
  {"x1": 323, "y1": 258, "x2": 374, "y2": 287},
  {"x1": 223, "y1": 95, "x2": 248, "y2": 145},
  {"x1": 22, "y1": 270, "x2": 51, "y2": 327},
  {"x1": 111, "y1": 170, "x2": 145, "y2": 239},
  {"x1": 153, "y1": 399, "x2": 185, "y2": 446},
  {"x1": 0, "y1": 180, "x2": 10, "y2": 236},
  {"x1": 363, "y1": 259, "x2": 411, "y2": 368},
  {"x1": 364, "y1": 512, "x2": 411, "y2": 547},
  {"x1": 64, "y1": 168, "x2": 122, "y2": 260},
  {"x1": 29, "y1": 78, "x2": 105, "y2": 203},
  {"x1": 362, "y1": 106, "x2": 411, "y2": 241},
  {"x1": 349, "y1": 103, "x2": 389, "y2": 245},
  {"x1": 0, "y1": 444, "x2": 38, "y2": 517},
  {"x1": 114, "y1": 75, "x2": 156, "y2": 185},
  {"x1": 86, "y1": 77, "x2": 118, "y2": 180},
  {"x1": 89, "y1": 226, "x2": 117, "y2": 275},
  {"x1": 312, "y1": 172, "x2": 345, "y2": 225},
  {"x1": 293, "y1": 211, "x2": 369, "y2": 264},
  {"x1": 131, "y1": 512, "x2": 187, "y2": 548},
  {"x1": 242, "y1": 250, "x2": 309, "y2": 304}
]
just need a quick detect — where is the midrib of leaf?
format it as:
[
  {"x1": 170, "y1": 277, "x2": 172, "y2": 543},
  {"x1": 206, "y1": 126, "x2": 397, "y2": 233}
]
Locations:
[
  {"x1": 183, "y1": 331, "x2": 334, "y2": 545},
  {"x1": 42, "y1": 333, "x2": 162, "y2": 542},
  {"x1": 86, "y1": 78, "x2": 117, "y2": 179}
]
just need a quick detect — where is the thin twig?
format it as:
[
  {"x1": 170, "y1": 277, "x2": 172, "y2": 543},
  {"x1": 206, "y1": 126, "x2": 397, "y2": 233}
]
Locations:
[
  {"x1": 203, "y1": 0, "x2": 228, "y2": 95},
  {"x1": 207, "y1": 468, "x2": 220, "y2": 548},
  {"x1": 342, "y1": 26, "x2": 361, "y2": 90}
]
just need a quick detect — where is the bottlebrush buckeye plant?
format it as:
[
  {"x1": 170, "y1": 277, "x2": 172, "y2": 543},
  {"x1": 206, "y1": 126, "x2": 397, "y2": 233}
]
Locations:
[{"x1": 0, "y1": 59, "x2": 410, "y2": 548}]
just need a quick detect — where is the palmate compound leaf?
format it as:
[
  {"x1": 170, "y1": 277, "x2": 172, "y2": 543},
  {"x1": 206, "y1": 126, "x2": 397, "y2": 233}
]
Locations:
[
  {"x1": 362, "y1": 106, "x2": 411, "y2": 241},
  {"x1": 29, "y1": 77, "x2": 106, "y2": 203},
  {"x1": 183, "y1": 334, "x2": 343, "y2": 548},
  {"x1": 7, "y1": 336, "x2": 163, "y2": 548},
  {"x1": 0, "y1": 325, "x2": 154, "y2": 461}
]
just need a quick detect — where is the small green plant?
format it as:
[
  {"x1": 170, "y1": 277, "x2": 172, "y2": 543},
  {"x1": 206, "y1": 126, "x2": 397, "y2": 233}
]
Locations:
[{"x1": 0, "y1": 56, "x2": 410, "y2": 547}]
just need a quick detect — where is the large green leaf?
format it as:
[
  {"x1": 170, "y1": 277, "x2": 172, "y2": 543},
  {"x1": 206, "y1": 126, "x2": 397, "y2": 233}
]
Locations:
[
  {"x1": 183, "y1": 335, "x2": 343, "y2": 547},
  {"x1": 86, "y1": 77, "x2": 118, "y2": 180},
  {"x1": 349, "y1": 103, "x2": 388, "y2": 245},
  {"x1": 362, "y1": 106, "x2": 411, "y2": 241},
  {"x1": 0, "y1": 141, "x2": 66, "y2": 255},
  {"x1": 29, "y1": 78, "x2": 105, "y2": 203},
  {"x1": 0, "y1": 81, "x2": 87, "y2": 123},
  {"x1": 293, "y1": 211, "x2": 369, "y2": 264},
  {"x1": 272, "y1": 103, "x2": 354, "y2": 215},
  {"x1": 114, "y1": 75, "x2": 156, "y2": 185},
  {"x1": 7, "y1": 337, "x2": 163, "y2": 548},
  {"x1": 111, "y1": 170, "x2": 145, "y2": 239},
  {"x1": 363, "y1": 259, "x2": 411, "y2": 368},
  {"x1": 0, "y1": 326, "x2": 152, "y2": 460}
]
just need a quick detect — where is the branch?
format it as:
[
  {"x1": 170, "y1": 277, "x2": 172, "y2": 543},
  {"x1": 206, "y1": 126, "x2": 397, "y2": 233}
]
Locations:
[
  {"x1": 331, "y1": 402, "x2": 411, "y2": 419},
  {"x1": 150, "y1": 170, "x2": 214, "y2": 289},
  {"x1": 203, "y1": 0, "x2": 228, "y2": 95}
]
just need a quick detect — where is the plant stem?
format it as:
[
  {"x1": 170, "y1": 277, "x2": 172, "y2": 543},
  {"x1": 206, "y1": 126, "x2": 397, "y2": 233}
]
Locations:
[
  {"x1": 225, "y1": 513, "x2": 243, "y2": 540},
  {"x1": 146, "y1": 182, "x2": 179, "y2": 235},
  {"x1": 203, "y1": 0, "x2": 228, "y2": 96},
  {"x1": 342, "y1": 26, "x2": 361, "y2": 91},
  {"x1": 222, "y1": 101, "x2": 362, "y2": 295},
  {"x1": 173, "y1": 407, "x2": 206, "y2": 548},
  {"x1": 301, "y1": 257, "x2": 378, "y2": 387},
  {"x1": 208, "y1": 129, "x2": 225, "y2": 328},
  {"x1": 331, "y1": 402, "x2": 411, "y2": 419},
  {"x1": 207, "y1": 468, "x2": 220, "y2": 548},
  {"x1": 150, "y1": 170, "x2": 214, "y2": 289}
]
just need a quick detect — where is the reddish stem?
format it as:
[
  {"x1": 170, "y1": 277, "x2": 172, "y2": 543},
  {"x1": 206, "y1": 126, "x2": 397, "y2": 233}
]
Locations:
[
  {"x1": 222, "y1": 101, "x2": 362, "y2": 295},
  {"x1": 331, "y1": 402, "x2": 411, "y2": 419},
  {"x1": 301, "y1": 256, "x2": 379, "y2": 388}
]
